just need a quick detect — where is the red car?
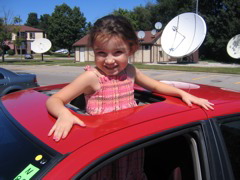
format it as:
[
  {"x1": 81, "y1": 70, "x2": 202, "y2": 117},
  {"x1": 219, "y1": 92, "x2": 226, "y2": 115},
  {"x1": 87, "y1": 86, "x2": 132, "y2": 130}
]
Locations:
[{"x1": 1, "y1": 81, "x2": 240, "y2": 180}]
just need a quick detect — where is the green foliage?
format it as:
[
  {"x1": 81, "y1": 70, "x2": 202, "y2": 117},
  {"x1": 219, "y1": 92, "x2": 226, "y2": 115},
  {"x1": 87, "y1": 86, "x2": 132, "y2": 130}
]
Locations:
[
  {"x1": 0, "y1": 16, "x2": 12, "y2": 62},
  {"x1": 21, "y1": 1, "x2": 240, "y2": 62},
  {"x1": 154, "y1": 0, "x2": 194, "y2": 25},
  {"x1": 114, "y1": 0, "x2": 240, "y2": 62},
  {"x1": 47, "y1": 3, "x2": 87, "y2": 52},
  {"x1": 199, "y1": 0, "x2": 240, "y2": 62},
  {"x1": 39, "y1": 14, "x2": 50, "y2": 31},
  {"x1": 112, "y1": 8, "x2": 138, "y2": 30},
  {"x1": 7, "y1": 49, "x2": 14, "y2": 55},
  {"x1": 25, "y1": 13, "x2": 39, "y2": 28},
  {"x1": 113, "y1": 0, "x2": 194, "y2": 30}
]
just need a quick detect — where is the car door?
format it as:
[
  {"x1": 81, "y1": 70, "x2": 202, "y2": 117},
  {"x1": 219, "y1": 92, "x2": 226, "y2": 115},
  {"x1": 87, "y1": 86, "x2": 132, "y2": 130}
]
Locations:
[
  {"x1": 77, "y1": 124, "x2": 208, "y2": 180},
  {"x1": 212, "y1": 113, "x2": 240, "y2": 180},
  {"x1": 0, "y1": 72, "x2": 9, "y2": 94}
]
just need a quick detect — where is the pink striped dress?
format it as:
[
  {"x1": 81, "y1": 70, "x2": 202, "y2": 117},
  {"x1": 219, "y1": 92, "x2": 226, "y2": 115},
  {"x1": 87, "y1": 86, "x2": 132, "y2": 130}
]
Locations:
[
  {"x1": 85, "y1": 66, "x2": 147, "y2": 180},
  {"x1": 84, "y1": 65, "x2": 137, "y2": 115}
]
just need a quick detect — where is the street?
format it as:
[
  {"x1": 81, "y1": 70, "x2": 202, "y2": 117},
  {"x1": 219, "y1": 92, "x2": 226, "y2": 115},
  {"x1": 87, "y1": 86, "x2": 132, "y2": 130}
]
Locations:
[{"x1": 1, "y1": 64, "x2": 240, "y2": 91}]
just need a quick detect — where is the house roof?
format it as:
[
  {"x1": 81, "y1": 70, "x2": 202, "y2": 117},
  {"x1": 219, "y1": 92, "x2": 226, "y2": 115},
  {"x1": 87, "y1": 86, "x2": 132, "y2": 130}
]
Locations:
[
  {"x1": 72, "y1": 34, "x2": 89, "y2": 47},
  {"x1": 8, "y1": 25, "x2": 44, "y2": 32},
  {"x1": 72, "y1": 31, "x2": 162, "y2": 47}
]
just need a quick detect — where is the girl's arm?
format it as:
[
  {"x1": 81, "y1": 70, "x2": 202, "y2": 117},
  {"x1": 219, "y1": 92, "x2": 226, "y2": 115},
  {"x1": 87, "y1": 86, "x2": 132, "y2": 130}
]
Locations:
[
  {"x1": 134, "y1": 67, "x2": 214, "y2": 110},
  {"x1": 46, "y1": 71, "x2": 98, "y2": 141}
]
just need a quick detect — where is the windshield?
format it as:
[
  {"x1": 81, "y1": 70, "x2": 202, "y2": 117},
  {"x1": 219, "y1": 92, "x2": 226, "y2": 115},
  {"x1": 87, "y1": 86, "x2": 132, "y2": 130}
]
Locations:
[{"x1": 0, "y1": 105, "x2": 62, "y2": 179}]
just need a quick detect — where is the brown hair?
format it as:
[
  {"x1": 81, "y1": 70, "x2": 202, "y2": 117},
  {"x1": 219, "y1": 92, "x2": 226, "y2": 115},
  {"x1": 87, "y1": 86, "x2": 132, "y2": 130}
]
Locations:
[{"x1": 89, "y1": 15, "x2": 139, "y2": 54}]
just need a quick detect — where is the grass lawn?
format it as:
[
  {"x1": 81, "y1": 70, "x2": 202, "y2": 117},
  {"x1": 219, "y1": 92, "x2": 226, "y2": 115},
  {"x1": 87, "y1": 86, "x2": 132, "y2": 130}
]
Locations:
[{"x1": 1, "y1": 58, "x2": 239, "y2": 75}]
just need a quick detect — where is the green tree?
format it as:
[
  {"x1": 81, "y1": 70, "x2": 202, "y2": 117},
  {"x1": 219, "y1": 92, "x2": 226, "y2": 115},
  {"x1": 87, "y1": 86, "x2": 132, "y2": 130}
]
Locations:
[
  {"x1": 152, "y1": 0, "x2": 195, "y2": 26},
  {"x1": 48, "y1": 3, "x2": 87, "y2": 53},
  {"x1": 39, "y1": 14, "x2": 50, "y2": 32},
  {"x1": 25, "y1": 12, "x2": 39, "y2": 28},
  {"x1": 12, "y1": 16, "x2": 23, "y2": 55},
  {"x1": 112, "y1": 8, "x2": 138, "y2": 30},
  {"x1": 85, "y1": 22, "x2": 92, "y2": 33},
  {"x1": 199, "y1": 0, "x2": 240, "y2": 62},
  {"x1": 132, "y1": 6, "x2": 152, "y2": 30},
  {"x1": 112, "y1": 7, "x2": 153, "y2": 31},
  {"x1": 0, "y1": 10, "x2": 13, "y2": 62}
]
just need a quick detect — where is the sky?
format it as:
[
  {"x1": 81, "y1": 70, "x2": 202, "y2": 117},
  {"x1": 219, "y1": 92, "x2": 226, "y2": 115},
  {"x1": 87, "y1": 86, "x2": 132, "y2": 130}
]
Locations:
[{"x1": 0, "y1": 0, "x2": 155, "y2": 24}]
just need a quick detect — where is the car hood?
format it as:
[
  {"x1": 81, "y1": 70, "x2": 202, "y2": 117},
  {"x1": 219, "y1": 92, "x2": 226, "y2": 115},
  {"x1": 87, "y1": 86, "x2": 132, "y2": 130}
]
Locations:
[{"x1": 1, "y1": 83, "x2": 240, "y2": 154}]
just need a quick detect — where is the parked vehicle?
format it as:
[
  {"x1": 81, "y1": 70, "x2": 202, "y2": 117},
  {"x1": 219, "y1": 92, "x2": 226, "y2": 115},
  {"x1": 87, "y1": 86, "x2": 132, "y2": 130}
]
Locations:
[
  {"x1": 0, "y1": 81, "x2": 240, "y2": 179},
  {"x1": 0, "y1": 67, "x2": 39, "y2": 96},
  {"x1": 54, "y1": 49, "x2": 69, "y2": 54},
  {"x1": 24, "y1": 54, "x2": 34, "y2": 59}
]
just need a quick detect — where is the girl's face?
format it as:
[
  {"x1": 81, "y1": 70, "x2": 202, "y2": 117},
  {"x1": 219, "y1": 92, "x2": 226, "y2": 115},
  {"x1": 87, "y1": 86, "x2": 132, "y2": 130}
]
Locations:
[{"x1": 93, "y1": 36, "x2": 131, "y2": 76}]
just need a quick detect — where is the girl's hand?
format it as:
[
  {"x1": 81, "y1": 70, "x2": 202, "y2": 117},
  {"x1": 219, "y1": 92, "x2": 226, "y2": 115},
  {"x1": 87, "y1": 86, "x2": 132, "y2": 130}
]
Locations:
[
  {"x1": 48, "y1": 111, "x2": 86, "y2": 142},
  {"x1": 181, "y1": 93, "x2": 214, "y2": 110}
]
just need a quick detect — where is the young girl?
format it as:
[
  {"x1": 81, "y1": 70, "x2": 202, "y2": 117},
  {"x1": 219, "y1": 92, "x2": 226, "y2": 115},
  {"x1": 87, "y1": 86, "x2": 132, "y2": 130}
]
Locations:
[
  {"x1": 47, "y1": 14, "x2": 213, "y2": 180},
  {"x1": 47, "y1": 14, "x2": 213, "y2": 142},
  {"x1": 47, "y1": 15, "x2": 213, "y2": 141}
]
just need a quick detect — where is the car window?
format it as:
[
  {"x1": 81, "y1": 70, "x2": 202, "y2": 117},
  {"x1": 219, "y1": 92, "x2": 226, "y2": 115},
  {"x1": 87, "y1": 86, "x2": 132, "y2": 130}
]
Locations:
[
  {"x1": 80, "y1": 129, "x2": 203, "y2": 180},
  {"x1": 0, "y1": 73, "x2": 4, "y2": 79},
  {"x1": 218, "y1": 115, "x2": 240, "y2": 179}
]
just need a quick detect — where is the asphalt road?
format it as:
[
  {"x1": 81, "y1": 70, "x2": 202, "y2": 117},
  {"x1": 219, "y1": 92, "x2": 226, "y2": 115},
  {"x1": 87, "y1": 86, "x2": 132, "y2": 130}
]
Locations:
[{"x1": 1, "y1": 64, "x2": 240, "y2": 91}]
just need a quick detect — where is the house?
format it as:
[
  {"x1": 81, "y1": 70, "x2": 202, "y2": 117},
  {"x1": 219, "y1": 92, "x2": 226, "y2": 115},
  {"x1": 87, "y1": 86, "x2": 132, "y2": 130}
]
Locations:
[
  {"x1": 73, "y1": 31, "x2": 199, "y2": 63},
  {"x1": 6, "y1": 25, "x2": 46, "y2": 54}
]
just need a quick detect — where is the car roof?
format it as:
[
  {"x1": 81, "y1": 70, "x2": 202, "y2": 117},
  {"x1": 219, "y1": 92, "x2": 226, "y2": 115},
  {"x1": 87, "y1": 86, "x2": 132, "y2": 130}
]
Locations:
[{"x1": 1, "y1": 83, "x2": 240, "y2": 155}]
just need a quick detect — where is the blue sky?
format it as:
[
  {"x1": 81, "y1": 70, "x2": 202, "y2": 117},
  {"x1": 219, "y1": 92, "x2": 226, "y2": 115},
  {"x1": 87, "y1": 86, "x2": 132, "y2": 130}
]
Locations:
[{"x1": 1, "y1": 0, "x2": 155, "y2": 24}]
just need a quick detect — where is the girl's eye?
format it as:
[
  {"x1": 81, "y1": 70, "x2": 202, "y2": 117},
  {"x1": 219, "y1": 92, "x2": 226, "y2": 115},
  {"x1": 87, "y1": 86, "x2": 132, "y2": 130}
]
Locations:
[
  {"x1": 114, "y1": 51, "x2": 123, "y2": 56},
  {"x1": 96, "y1": 51, "x2": 107, "y2": 57}
]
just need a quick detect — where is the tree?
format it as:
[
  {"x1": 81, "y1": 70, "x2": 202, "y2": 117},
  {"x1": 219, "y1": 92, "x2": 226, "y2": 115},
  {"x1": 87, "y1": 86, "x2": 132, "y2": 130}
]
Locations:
[
  {"x1": 152, "y1": 0, "x2": 195, "y2": 26},
  {"x1": 112, "y1": 8, "x2": 138, "y2": 30},
  {"x1": 199, "y1": 0, "x2": 240, "y2": 62},
  {"x1": 112, "y1": 7, "x2": 153, "y2": 31},
  {"x1": 132, "y1": 6, "x2": 152, "y2": 30},
  {"x1": 12, "y1": 16, "x2": 23, "y2": 55},
  {"x1": 0, "y1": 10, "x2": 13, "y2": 62},
  {"x1": 25, "y1": 13, "x2": 39, "y2": 28},
  {"x1": 39, "y1": 14, "x2": 50, "y2": 32},
  {"x1": 47, "y1": 3, "x2": 87, "y2": 53}
]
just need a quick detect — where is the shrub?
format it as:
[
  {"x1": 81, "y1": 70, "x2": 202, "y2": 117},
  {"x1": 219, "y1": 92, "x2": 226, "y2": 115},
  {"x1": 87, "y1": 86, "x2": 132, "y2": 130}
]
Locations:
[{"x1": 8, "y1": 49, "x2": 15, "y2": 55}]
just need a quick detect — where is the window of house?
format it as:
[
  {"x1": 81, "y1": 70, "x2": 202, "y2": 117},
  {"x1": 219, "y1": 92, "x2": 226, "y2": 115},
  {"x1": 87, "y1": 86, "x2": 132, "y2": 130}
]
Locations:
[
  {"x1": 20, "y1": 32, "x2": 26, "y2": 38},
  {"x1": 79, "y1": 128, "x2": 204, "y2": 180},
  {"x1": 30, "y1": 32, "x2": 35, "y2": 39},
  {"x1": 159, "y1": 50, "x2": 163, "y2": 58},
  {"x1": 145, "y1": 45, "x2": 150, "y2": 50},
  {"x1": 218, "y1": 115, "x2": 240, "y2": 179}
]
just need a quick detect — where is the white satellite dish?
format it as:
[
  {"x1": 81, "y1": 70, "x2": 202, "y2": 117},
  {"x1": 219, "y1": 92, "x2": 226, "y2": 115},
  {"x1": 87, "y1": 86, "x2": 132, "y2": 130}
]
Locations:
[
  {"x1": 137, "y1": 31, "x2": 145, "y2": 39},
  {"x1": 151, "y1": 29, "x2": 157, "y2": 36},
  {"x1": 155, "y1": 22, "x2": 162, "y2": 30},
  {"x1": 31, "y1": 38, "x2": 52, "y2": 54},
  {"x1": 161, "y1": 12, "x2": 207, "y2": 58},
  {"x1": 226, "y1": 34, "x2": 240, "y2": 59}
]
